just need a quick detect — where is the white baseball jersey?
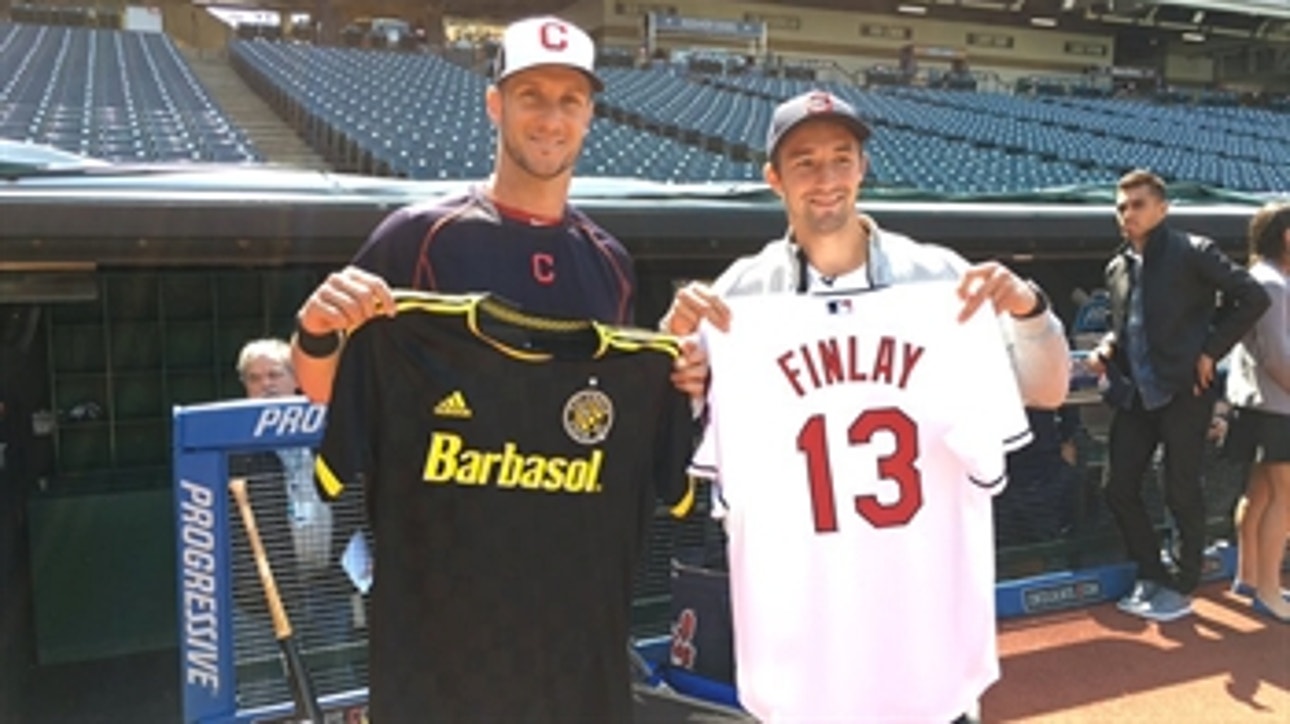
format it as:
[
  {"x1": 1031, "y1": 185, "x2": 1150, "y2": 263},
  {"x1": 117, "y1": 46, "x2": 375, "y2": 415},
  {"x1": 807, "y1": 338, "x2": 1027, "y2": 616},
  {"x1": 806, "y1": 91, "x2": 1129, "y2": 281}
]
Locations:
[{"x1": 691, "y1": 282, "x2": 1031, "y2": 723}]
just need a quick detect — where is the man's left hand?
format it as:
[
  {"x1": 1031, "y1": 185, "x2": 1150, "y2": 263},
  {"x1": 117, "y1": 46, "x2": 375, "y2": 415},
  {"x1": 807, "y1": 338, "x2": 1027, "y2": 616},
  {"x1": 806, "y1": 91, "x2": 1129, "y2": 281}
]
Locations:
[
  {"x1": 956, "y1": 261, "x2": 1038, "y2": 322},
  {"x1": 1194, "y1": 353, "x2": 1215, "y2": 395},
  {"x1": 670, "y1": 338, "x2": 709, "y2": 400}
]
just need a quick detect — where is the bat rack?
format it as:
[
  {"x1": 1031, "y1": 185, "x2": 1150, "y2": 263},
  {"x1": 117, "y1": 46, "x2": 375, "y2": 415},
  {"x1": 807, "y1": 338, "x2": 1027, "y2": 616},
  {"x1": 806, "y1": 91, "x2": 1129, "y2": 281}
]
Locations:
[{"x1": 173, "y1": 397, "x2": 369, "y2": 724}]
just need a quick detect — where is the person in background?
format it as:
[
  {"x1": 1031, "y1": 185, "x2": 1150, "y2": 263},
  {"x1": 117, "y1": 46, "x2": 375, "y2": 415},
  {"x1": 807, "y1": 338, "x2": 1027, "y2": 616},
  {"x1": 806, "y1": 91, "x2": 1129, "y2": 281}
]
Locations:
[
  {"x1": 1225, "y1": 202, "x2": 1290, "y2": 623},
  {"x1": 230, "y1": 338, "x2": 357, "y2": 699},
  {"x1": 1088, "y1": 170, "x2": 1270, "y2": 622}
]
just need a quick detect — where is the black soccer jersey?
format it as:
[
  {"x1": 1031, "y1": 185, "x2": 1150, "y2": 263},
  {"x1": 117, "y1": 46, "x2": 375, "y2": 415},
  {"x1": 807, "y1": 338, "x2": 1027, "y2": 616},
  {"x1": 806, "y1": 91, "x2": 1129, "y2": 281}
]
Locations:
[{"x1": 316, "y1": 292, "x2": 695, "y2": 723}]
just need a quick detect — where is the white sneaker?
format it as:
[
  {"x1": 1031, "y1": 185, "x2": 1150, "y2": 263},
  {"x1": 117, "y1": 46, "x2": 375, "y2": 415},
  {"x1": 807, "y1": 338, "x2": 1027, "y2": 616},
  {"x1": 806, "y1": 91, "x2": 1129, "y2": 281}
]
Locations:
[
  {"x1": 1116, "y1": 580, "x2": 1160, "y2": 615},
  {"x1": 1137, "y1": 587, "x2": 1193, "y2": 622}
]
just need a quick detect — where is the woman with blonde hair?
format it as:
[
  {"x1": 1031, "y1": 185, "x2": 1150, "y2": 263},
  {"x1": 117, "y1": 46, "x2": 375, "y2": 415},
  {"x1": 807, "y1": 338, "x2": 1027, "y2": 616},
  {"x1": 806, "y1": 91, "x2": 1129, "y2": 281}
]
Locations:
[{"x1": 1227, "y1": 202, "x2": 1290, "y2": 622}]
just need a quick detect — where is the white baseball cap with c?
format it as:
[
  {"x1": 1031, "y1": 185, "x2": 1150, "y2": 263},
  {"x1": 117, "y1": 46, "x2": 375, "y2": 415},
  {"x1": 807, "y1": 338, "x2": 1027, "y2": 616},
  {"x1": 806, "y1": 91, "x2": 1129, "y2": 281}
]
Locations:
[{"x1": 493, "y1": 16, "x2": 603, "y2": 92}]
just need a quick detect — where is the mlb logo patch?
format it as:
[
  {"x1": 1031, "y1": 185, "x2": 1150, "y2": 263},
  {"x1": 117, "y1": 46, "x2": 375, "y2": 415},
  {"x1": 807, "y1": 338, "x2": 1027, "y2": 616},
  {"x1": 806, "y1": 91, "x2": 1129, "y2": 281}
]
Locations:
[{"x1": 826, "y1": 299, "x2": 853, "y2": 315}]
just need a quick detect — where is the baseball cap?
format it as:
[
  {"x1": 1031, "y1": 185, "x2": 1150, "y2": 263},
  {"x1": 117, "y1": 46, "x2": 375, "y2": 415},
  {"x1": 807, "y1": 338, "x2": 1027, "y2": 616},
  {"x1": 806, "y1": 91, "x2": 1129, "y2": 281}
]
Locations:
[
  {"x1": 493, "y1": 16, "x2": 603, "y2": 92},
  {"x1": 765, "y1": 90, "x2": 872, "y2": 161}
]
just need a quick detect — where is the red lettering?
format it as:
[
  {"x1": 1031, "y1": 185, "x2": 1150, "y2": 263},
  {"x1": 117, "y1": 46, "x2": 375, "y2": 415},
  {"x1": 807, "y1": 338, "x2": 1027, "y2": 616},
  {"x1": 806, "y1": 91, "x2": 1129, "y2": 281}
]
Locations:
[
  {"x1": 871, "y1": 336, "x2": 895, "y2": 385},
  {"x1": 799, "y1": 344, "x2": 822, "y2": 389},
  {"x1": 540, "y1": 22, "x2": 568, "y2": 51},
  {"x1": 807, "y1": 92, "x2": 833, "y2": 113},
  {"x1": 532, "y1": 253, "x2": 556, "y2": 284},
  {"x1": 817, "y1": 338, "x2": 844, "y2": 386},
  {"x1": 897, "y1": 343, "x2": 925, "y2": 389},
  {"x1": 777, "y1": 350, "x2": 806, "y2": 398}
]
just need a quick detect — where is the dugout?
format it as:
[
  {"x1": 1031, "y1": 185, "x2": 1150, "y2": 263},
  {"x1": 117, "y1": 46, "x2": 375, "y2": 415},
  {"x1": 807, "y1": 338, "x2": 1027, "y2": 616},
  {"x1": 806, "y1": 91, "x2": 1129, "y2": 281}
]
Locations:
[{"x1": 0, "y1": 172, "x2": 1271, "y2": 714}]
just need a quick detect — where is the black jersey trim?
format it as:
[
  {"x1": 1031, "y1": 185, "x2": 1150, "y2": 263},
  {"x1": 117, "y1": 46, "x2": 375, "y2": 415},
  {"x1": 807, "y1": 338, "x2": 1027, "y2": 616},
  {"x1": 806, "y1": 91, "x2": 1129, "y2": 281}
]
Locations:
[
  {"x1": 969, "y1": 472, "x2": 1008, "y2": 490},
  {"x1": 687, "y1": 462, "x2": 718, "y2": 480},
  {"x1": 602, "y1": 327, "x2": 682, "y2": 359},
  {"x1": 393, "y1": 290, "x2": 475, "y2": 315},
  {"x1": 390, "y1": 290, "x2": 681, "y2": 362},
  {"x1": 1002, "y1": 428, "x2": 1034, "y2": 453}
]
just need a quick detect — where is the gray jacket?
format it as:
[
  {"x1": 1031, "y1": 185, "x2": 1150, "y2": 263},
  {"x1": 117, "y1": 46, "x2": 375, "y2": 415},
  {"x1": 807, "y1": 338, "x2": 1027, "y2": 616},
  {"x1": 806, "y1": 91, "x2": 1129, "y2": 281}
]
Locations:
[
  {"x1": 1226, "y1": 260, "x2": 1290, "y2": 415},
  {"x1": 711, "y1": 217, "x2": 1071, "y2": 409}
]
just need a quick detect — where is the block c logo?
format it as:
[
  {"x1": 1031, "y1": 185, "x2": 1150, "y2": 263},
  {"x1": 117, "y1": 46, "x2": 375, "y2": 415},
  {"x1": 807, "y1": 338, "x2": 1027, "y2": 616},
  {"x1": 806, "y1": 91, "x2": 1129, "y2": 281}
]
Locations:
[
  {"x1": 539, "y1": 21, "x2": 568, "y2": 51},
  {"x1": 532, "y1": 253, "x2": 556, "y2": 284}
]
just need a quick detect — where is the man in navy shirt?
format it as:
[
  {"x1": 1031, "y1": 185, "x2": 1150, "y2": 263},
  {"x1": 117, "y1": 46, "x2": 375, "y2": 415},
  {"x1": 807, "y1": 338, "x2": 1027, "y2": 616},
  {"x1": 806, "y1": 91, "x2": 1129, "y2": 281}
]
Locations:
[
  {"x1": 291, "y1": 16, "x2": 706, "y2": 400},
  {"x1": 287, "y1": 15, "x2": 709, "y2": 720}
]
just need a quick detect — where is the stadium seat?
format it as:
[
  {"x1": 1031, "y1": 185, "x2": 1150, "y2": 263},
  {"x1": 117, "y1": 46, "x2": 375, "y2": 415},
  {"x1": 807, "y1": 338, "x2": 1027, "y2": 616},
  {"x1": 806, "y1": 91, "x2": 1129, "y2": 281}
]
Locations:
[{"x1": 0, "y1": 22, "x2": 261, "y2": 163}]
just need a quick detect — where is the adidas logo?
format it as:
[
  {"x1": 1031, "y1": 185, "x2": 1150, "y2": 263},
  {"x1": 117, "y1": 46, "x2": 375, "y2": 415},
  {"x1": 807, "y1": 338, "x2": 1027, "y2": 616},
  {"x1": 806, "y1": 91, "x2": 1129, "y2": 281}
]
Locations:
[{"x1": 433, "y1": 391, "x2": 473, "y2": 419}]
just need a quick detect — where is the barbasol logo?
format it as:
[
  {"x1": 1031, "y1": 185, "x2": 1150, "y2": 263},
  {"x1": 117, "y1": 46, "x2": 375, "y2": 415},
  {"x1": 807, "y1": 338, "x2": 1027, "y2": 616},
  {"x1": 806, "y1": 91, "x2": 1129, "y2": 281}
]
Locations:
[{"x1": 422, "y1": 432, "x2": 603, "y2": 493}]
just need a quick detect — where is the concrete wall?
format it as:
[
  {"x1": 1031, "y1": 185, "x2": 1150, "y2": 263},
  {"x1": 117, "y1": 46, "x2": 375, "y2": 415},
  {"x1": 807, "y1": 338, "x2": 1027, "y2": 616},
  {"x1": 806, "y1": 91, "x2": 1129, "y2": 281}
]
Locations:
[
  {"x1": 1164, "y1": 51, "x2": 1216, "y2": 85},
  {"x1": 556, "y1": 0, "x2": 609, "y2": 36},
  {"x1": 598, "y1": 0, "x2": 1115, "y2": 76},
  {"x1": 161, "y1": 4, "x2": 232, "y2": 53}
]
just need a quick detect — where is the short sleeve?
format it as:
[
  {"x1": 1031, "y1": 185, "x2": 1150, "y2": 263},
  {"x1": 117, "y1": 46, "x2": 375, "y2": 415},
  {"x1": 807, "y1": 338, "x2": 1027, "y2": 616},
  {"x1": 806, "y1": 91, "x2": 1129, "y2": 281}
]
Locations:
[
  {"x1": 688, "y1": 421, "x2": 718, "y2": 481},
  {"x1": 351, "y1": 205, "x2": 426, "y2": 288},
  {"x1": 315, "y1": 323, "x2": 379, "y2": 504},
  {"x1": 943, "y1": 306, "x2": 1033, "y2": 491},
  {"x1": 687, "y1": 422, "x2": 730, "y2": 520},
  {"x1": 686, "y1": 319, "x2": 723, "y2": 483},
  {"x1": 653, "y1": 384, "x2": 698, "y2": 518}
]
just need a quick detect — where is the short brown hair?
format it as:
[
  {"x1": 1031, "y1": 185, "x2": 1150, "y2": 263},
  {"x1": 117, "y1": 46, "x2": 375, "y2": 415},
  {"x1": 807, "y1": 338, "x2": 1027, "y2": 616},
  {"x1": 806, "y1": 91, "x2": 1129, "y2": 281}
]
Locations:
[
  {"x1": 1117, "y1": 169, "x2": 1167, "y2": 200},
  {"x1": 1248, "y1": 202, "x2": 1290, "y2": 263}
]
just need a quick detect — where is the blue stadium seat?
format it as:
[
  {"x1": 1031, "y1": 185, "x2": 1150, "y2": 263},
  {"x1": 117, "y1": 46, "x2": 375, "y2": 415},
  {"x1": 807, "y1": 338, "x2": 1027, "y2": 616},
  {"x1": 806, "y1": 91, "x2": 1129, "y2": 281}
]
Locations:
[
  {"x1": 0, "y1": 22, "x2": 262, "y2": 163},
  {"x1": 9, "y1": 23, "x2": 1280, "y2": 191}
]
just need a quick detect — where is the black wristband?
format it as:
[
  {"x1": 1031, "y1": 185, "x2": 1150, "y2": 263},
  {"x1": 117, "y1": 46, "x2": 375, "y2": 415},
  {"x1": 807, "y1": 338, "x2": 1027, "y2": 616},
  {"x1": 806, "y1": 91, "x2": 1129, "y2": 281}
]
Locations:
[
  {"x1": 294, "y1": 323, "x2": 342, "y2": 358},
  {"x1": 1015, "y1": 280, "x2": 1050, "y2": 319}
]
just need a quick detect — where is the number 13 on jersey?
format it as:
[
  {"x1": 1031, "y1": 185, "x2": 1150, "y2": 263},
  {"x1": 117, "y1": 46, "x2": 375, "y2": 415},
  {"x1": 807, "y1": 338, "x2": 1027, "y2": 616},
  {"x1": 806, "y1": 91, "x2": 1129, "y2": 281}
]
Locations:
[{"x1": 796, "y1": 407, "x2": 922, "y2": 532}]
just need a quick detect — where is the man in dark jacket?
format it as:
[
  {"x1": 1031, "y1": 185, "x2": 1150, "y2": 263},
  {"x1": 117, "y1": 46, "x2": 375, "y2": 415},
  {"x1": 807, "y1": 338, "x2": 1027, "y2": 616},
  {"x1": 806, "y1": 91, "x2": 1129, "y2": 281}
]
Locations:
[{"x1": 1088, "y1": 170, "x2": 1270, "y2": 622}]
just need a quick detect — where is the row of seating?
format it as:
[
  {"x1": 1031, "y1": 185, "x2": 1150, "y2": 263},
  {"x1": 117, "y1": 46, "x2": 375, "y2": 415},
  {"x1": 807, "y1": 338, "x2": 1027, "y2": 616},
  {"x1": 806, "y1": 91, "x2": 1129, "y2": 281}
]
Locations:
[
  {"x1": 894, "y1": 87, "x2": 1289, "y2": 156},
  {"x1": 229, "y1": 40, "x2": 760, "y2": 182},
  {"x1": 0, "y1": 23, "x2": 260, "y2": 162},
  {"x1": 848, "y1": 84, "x2": 1288, "y2": 192},
  {"x1": 229, "y1": 42, "x2": 1287, "y2": 192},
  {"x1": 714, "y1": 73, "x2": 1289, "y2": 192},
  {"x1": 1053, "y1": 95, "x2": 1288, "y2": 145},
  {"x1": 2, "y1": 26, "x2": 1282, "y2": 193}
]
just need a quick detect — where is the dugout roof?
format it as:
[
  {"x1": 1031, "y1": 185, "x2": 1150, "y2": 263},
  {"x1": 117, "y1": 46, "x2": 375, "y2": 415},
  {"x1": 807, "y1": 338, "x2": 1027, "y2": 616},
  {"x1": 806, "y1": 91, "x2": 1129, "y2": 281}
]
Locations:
[{"x1": 0, "y1": 159, "x2": 1277, "y2": 267}]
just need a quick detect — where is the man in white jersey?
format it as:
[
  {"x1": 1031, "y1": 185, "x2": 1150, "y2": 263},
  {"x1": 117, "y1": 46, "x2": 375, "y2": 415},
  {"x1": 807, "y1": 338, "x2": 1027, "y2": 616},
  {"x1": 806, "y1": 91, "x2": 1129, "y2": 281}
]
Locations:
[
  {"x1": 661, "y1": 91, "x2": 1070, "y2": 722},
  {"x1": 691, "y1": 285, "x2": 1031, "y2": 722},
  {"x1": 662, "y1": 91, "x2": 1068, "y2": 407}
]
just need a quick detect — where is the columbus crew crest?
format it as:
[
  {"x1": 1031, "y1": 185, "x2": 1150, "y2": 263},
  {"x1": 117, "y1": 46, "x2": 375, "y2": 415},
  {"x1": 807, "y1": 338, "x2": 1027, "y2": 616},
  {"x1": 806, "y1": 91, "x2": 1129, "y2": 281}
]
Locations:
[{"x1": 563, "y1": 379, "x2": 614, "y2": 445}]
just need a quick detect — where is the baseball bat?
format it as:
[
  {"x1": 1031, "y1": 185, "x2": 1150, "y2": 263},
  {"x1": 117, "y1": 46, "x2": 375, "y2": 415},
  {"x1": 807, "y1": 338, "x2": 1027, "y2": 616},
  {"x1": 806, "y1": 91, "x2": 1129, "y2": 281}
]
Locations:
[{"x1": 229, "y1": 477, "x2": 325, "y2": 724}]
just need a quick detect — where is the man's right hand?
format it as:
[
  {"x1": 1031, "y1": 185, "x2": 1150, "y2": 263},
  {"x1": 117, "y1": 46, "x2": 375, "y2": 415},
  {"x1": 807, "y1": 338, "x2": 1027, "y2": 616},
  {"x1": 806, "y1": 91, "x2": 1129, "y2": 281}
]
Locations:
[
  {"x1": 293, "y1": 267, "x2": 394, "y2": 403},
  {"x1": 298, "y1": 266, "x2": 396, "y2": 336},
  {"x1": 661, "y1": 282, "x2": 731, "y2": 336},
  {"x1": 1085, "y1": 342, "x2": 1114, "y2": 376}
]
